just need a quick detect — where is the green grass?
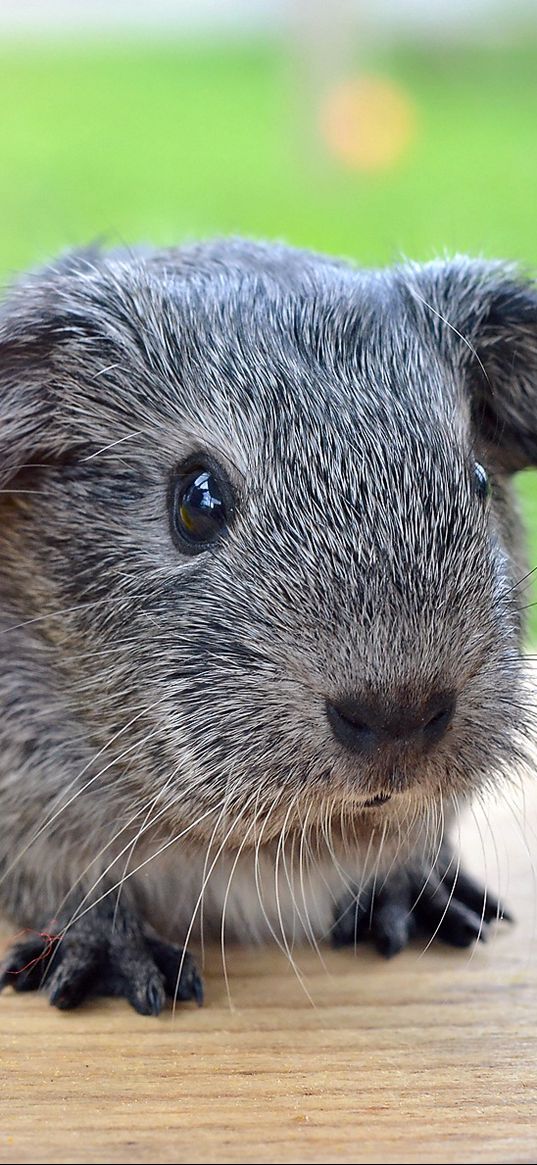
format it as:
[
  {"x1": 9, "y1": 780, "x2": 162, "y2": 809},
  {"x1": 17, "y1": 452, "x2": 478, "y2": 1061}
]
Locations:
[
  {"x1": 1, "y1": 37, "x2": 537, "y2": 631},
  {"x1": 2, "y1": 42, "x2": 537, "y2": 269}
]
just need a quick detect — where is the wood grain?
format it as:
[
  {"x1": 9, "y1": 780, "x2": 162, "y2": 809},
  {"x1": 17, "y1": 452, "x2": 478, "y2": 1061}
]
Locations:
[{"x1": 1, "y1": 781, "x2": 536, "y2": 1165}]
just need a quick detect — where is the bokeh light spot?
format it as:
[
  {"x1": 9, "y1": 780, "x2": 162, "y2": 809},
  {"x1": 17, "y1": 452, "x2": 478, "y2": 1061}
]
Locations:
[{"x1": 320, "y1": 75, "x2": 418, "y2": 172}]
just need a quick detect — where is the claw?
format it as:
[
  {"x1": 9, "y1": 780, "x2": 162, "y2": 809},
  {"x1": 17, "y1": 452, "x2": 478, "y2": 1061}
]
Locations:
[
  {"x1": 373, "y1": 904, "x2": 412, "y2": 959},
  {"x1": 144, "y1": 978, "x2": 166, "y2": 1017}
]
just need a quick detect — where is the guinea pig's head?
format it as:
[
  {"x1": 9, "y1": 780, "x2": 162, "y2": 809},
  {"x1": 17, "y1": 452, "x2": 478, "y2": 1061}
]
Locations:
[{"x1": 1, "y1": 241, "x2": 536, "y2": 846}]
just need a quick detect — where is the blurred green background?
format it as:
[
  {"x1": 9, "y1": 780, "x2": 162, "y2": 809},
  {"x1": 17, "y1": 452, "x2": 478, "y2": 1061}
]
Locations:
[{"x1": 1, "y1": 20, "x2": 537, "y2": 632}]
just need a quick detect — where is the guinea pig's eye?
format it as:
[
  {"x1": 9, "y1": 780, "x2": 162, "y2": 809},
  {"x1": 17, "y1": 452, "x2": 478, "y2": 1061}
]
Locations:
[
  {"x1": 474, "y1": 462, "x2": 491, "y2": 503},
  {"x1": 170, "y1": 461, "x2": 231, "y2": 552}
]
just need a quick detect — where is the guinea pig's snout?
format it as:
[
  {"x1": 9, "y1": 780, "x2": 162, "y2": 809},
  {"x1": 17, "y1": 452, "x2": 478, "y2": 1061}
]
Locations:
[{"x1": 326, "y1": 690, "x2": 456, "y2": 758}]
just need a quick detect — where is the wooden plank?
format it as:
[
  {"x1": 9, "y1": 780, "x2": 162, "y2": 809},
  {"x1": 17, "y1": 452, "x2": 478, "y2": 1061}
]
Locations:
[{"x1": 1, "y1": 779, "x2": 536, "y2": 1165}]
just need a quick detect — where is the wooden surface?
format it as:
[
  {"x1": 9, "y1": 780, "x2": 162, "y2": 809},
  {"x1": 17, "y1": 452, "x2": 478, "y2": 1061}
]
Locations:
[{"x1": 1, "y1": 781, "x2": 537, "y2": 1165}]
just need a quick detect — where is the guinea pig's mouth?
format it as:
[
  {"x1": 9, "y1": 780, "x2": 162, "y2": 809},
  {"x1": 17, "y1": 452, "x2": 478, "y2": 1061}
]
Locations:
[{"x1": 361, "y1": 792, "x2": 393, "y2": 808}]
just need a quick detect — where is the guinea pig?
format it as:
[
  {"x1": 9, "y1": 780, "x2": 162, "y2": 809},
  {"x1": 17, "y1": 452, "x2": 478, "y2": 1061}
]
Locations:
[{"x1": 0, "y1": 238, "x2": 535, "y2": 1014}]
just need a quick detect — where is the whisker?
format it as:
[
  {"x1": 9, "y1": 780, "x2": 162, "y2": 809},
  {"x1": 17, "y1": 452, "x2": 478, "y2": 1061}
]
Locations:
[
  {"x1": 368, "y1": 817, "x2": 388, "y2": 929},
  {"x1": 172, "y1": 786, "x2": 264, "y2": 1016},
  {"x1": 296, "y1": 797, "x2": 330, "y2": 970},
  {"x1": 111, "y1": 766, "x2": 182, "y2": 930},
  {"x1": 408, "y1": 287, "x2": 491, "y2": 386},
  {"x1": 418, "y1": 840, "x2": 461, "y2": 959},
  {"x1": 0, "y1": 600, "x2": 103, "y2": 637},
  {"x1": 81, "y1": 432, "x2": 145, "y2": 461},
  {"x1": 250, "y1": 788, "x2": 318, "y2": 999},
  {"x1": 273, "y1": 789, "x2": 316, "y2": 1006},
  {"x1": 219, "y1": 801, "x2": 266, "y2": 1011}
]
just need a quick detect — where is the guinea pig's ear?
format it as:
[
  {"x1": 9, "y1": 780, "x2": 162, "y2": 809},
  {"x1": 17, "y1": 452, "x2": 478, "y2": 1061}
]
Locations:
[
  {"x1": 0, "y1": 299, "x2": 57, "y2": 487},
  {"x1": 0, "y1": 249, "x2": 102, "y2": 487},
  {"x1": 454, "y1": 264, "x2": 537, "y2": 474}
]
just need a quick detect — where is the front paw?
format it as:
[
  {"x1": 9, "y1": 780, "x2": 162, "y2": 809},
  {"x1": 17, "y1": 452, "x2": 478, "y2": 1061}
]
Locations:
[
  {"x1": 333, "y1": 857, "x2": 510, "y2": 958},
  {"x1": 0, "y1": 906, "x2": 202, "y2": 1015}
]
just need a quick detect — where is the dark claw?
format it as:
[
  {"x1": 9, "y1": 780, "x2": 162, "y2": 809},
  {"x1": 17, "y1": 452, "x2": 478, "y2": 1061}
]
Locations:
[
  {"x1": 45, "y1": 930, "x2": 104, "y2": 1010},
  {"x1": 0, "y1": 908, "x2": 202, "y2": 1015},
  {"x1": 0, "y1": 932, "x2": 59, "y2": 993},
  {"x1": 146, "y1": 934, "x2": 204, "y2": 1004},
  {"x1": 125, "y1": 972, "x2": 166, "y2": 1017},
  {"x1": 439, "y1": 865, "x2": 511, "y2": 924},
  {"x1": 48, "y1": 960, "x2": 100, "y2": 1010},
  {"x1": 146, "y1": 978, "x2": 165, "y2": 1017},
  {"x1": 372, "y1": 899, "x2": 413, "y2": 959}
]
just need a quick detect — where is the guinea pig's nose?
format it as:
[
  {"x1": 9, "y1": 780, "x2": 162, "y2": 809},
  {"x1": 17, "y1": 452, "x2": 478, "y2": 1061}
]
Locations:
[{"x1": 326, "y1": 691, "x2": 456, "y2": 756}]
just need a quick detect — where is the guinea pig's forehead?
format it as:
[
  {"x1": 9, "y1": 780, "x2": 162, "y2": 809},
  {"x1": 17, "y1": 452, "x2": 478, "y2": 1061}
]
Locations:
[
  {"x1": 185, "y1": 277, "x2": 459, "y2": 401},
  {"x1": 257, "y1": 355, "x2": 467, "y2": 464},
  {"x1": 265, "y1": 404, "x2": 464, "y2": 482},
  {"x1": 144, "y1": 270, "x2": 468, "y2": 462}
]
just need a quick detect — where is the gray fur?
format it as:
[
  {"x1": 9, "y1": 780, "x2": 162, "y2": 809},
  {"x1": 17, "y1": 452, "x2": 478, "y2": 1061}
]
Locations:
[{"x1": 0, "y1": 240, "x2": 536, "y2": 996}]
